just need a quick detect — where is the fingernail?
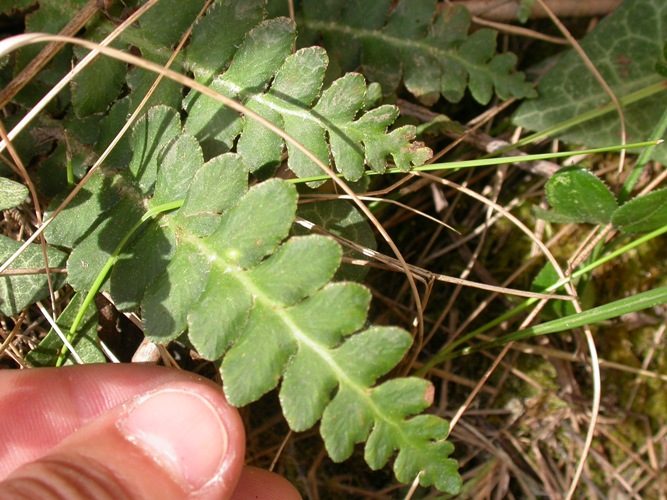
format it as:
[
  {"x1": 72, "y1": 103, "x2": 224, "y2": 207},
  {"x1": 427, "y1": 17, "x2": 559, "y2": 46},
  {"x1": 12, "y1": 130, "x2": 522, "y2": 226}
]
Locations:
[{"x1": 118, "y1": 388, "x2": 228, "y2": 491}]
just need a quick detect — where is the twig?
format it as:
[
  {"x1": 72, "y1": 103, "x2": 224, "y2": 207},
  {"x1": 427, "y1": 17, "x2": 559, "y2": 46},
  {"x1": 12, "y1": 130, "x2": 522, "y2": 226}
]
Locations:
[
  {"x1": 0, "y1": 0, "x2": 105, "y2": 111},
  {"x1": 446, "y1": 0, "x2": 622, "y2": 22}
]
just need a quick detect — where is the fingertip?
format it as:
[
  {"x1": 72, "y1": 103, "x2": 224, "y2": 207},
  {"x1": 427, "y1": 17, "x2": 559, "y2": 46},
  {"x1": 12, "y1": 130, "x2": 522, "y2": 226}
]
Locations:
[
  {"x1": 232, "y1": 466, "x2": 302, "y2": 500},
  {"x1": 117, "y1": 384, "x2": 243, "y2": 494},
  {"x1": 1, "y1": 380, "x2": 246, "y2": 499}
]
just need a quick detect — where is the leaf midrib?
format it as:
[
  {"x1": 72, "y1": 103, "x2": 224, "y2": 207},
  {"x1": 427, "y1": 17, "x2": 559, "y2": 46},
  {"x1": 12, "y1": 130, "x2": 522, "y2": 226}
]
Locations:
[
  {"x1": 171, "y1": 216, "x2": 420, "y2": 454},
  {"x1": 300, "y1": 18, "x2": 495, "y2": 77}
]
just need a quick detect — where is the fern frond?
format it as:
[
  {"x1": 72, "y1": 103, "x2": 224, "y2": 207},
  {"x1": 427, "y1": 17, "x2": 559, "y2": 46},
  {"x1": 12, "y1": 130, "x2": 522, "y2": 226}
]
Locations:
[
  {"x1": 9, "y1": 0, "x2": 463, "y2": 492},
  {"x1": 184, "y1": 14, "x2": 431, "y2": 182},
  {"x1": 279, "y1": 0, "x2": 536, "y2": 105},
  {"x1": 44, "y1": 106, "x2": 462, "y2": 493}
]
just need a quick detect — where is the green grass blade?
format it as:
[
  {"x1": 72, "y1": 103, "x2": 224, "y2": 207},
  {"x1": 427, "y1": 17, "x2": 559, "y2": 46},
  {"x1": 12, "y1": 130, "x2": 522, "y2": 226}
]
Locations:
[{"x1": 449, "y1": 285, "x2": 667, "y2": 359}]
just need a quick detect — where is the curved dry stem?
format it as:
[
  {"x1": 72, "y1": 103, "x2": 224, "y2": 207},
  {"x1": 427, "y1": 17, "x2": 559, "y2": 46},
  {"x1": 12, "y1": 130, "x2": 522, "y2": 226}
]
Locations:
[
  {"x1": 0, "y1": 0, "x2": 161, "y2": 154},
  {"x1": 534, "y1": 0, "x2": 626, "y2": 175},
  {"x1": 0, "y1": 0, "x2": 162, "y2": 273},
  {"x1": 0, "y1": 31, "x2": 425, "y2": 345},
  {"x1": 415, "y1": 170, "x2": 599, "y2": 497},
  {"x1": 0, "y1": 121, "x2": 56, "y2": 313}
]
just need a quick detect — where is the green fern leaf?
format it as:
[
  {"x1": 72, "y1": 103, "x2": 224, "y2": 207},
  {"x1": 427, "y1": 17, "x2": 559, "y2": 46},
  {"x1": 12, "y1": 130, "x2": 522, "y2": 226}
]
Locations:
[
  {"x1": 278, "y1": 0, "x2": 536, "y2": 105},
  {"x1": 8, "y1": 1, "x2": 431, "y2": 182},
  {"x1": 44, "y1": 107, "x2": 461, "y2": 493},
  {"x1": 183, "y1": 15, "x2": 431, "y2": 182}
]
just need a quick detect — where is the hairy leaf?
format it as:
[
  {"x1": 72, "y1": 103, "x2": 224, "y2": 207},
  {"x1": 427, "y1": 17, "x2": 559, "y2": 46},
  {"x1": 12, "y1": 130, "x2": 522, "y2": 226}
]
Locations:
[
  {"x1": 71, "y1": 42, "x2": 125, "y2": 117},
  {"x1": 11, "y1": 0, "x2": 432, "y2": 187},
  {"x1": 272, "y1": 0, "x2": 536, "y2": 105},
  {"x1": 544, "y1": 166, "x2": 618, "y2": 225},
  {"x1": 183, "y1": 15, "x2": 431, "y2": 182},
  {"x1": 44, "y1": 108, "x2": 460, "y2": 493},
  {"x1": 0, "y1": 177, "x2": 28, "y2": 210},
  {"x1": 12, "y1": 0, "x2": 462, "y2": 490},
  {"x1": 0, "y1": 235, "x2": 67, "y2": 316},
  {"x1": 514, "y1": 0, "x2": 667, "y2": 163},
  {"x1": 612, "y1": 187, "x2": 667, "y2": 232}
]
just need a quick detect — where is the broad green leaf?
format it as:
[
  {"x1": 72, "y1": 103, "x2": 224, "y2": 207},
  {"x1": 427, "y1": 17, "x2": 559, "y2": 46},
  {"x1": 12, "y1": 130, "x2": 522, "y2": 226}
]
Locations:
[
  {"x1": 221, "y1": 301, "x2": 297, "y2": 402},
  {"x1": 392, "y1": 414, "x2": 460, "y2": 492},
  {"x1": 0, "y1": 177, "x2": 28, "y2": 210},
  {"x1": 183, "y1": 17, "x2": 296, "y2": 158},
  {"x1": 271, "y1": 47, "x2": 328, "y2": 106},
  {"x1": 129, "y1": 105, "x2": 182, "y2": 193},
  {"x1": 545, "y1": 166, "x2": 618, "y2": 224},
  {"x1": 367, "y1": 378, "x2": 460, "y2": 492},
  {"x1": 513, "y1": 0, "x2": 667, "y2": 163},
  {"x1": 21, "y1": 0, "x2": 461, "y2": 484},
  {"x1": 126, "y1": 67, "x2": 183, "y2": 114},
  {"x1": 186, "y1": 0, "x2": 266, "y2": 81},
  {"x1": 49, "y1": 106, "x2": 186, "y2": 296},
  {"x1": 143, "y1": 177, "x2": 298, "y2": 351},
  {"x1": 150, "y1": 134, "x2": 204, "y2": 206},
  {"x1": 176, "y1": 153, "x2": 248, "y2": 237},
  {"x1": 186, "y1": 18, "x2": 292, "y2": 158},
  {"x1": 67, "y1": 198, "x2": 146, "y2": 292},
  {"x1": 71, "y1": 43, "x2": 125, "y2": 117},
  {"x1": 0, "y1": 235, "x2": 67, "y2": 316},
  {"x1": 44, "y1": 170, "x2": 122, "y2": 248},
  {"x1": 134, "y1": 0, "x2": 206, "y2": 47},
  {"x1": 25, "y1": 292, "x2": 104, "y2": 366},
  {"x1": 43, "y1": 108, "x2": 460, "y2": 493},
  {"x1": 95, "y1": 96, "x2": 133, "y2": 169},
  {"x1": 235, "y1": 100, "x2": 283, "y2": 177},
  {"x1": 110, "y1": 223, "x2": 176, "y2": 311},
  {"x1": 612, "y1": 187, "x2": 667, "y2": 232},
  {"x1": 224, "y1": 17, "x2": 297, "y2": 91},
  {"x1": 246, "y1": 236, "x2": 341, "y2": 305},
  {"x1": 320, "y1": 385, "x2": 373, "y2": 460},
  {"x1": 207, "y1": 178, "x2": 297, "y2": 269},
  {"x1": 142, "y1": 242, "x2": 210, "y2": 342},
  {"x1": 183, "y1": 82, "x2": 243, "y2": 158},
  {"x1": 285, "y1": 0, "x2": 535, "y2": 105}
]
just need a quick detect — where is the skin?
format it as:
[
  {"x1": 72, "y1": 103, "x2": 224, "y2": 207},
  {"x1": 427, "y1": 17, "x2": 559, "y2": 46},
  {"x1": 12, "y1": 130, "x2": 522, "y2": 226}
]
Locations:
[{"x1": 0, "y1": 364, "x2": 301, "y2": 499}]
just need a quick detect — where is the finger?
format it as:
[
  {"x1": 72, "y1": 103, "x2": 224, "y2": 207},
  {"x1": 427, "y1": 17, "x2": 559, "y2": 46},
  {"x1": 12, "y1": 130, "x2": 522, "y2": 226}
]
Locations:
[
  {"x1": 0, "y1": 364, "x2": 208, "y2": 478},
  {"x1": 232, "y1": 466, "x2": 302, "y2": 500},
  {"x1": 0, "y1": 380, "x2": 246, "y2": 499}
]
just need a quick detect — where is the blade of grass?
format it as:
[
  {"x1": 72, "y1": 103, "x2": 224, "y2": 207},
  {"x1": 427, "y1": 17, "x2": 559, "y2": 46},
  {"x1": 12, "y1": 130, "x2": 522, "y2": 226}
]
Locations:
[
  {"x1": 415, "y1": 221, "x2": 667, "y2": 376},
  {"x1": 618, "y1": 103, "x2": 667, "y2": 203},
  {"x1": 290, "y1": 141, "x2": 661, "y2": 185},
  {"x1": 449, "y1": 284, "x2": 667, "y2": 359},
  {"x1": 56, "y1": 200, "x2": 183, "y2": 366}
]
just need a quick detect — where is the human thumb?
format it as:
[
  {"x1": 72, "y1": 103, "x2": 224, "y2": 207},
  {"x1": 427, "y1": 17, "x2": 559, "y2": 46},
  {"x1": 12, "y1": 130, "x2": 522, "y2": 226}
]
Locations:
[{"x1": 0, "y1": 381, "x2": 245, "y2": 499}]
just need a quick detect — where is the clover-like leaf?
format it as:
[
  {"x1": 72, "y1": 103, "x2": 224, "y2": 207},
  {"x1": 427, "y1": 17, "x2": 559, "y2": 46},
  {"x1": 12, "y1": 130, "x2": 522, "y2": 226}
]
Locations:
[
  {"x1": 612, "y1": 187, "x2": 667, "y2": 233},
  {"x1": 544, "y1": 166, "x2": 618, "y2": 225}
]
